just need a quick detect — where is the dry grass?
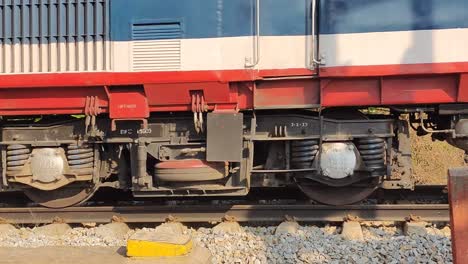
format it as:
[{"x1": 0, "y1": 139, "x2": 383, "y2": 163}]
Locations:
[{"x1": 411, "y1": 129, "x2": 465, "y2": 185}]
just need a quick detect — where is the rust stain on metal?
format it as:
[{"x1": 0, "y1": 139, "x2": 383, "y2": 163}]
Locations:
[
  {"x1": 345, "y1": 214, "x2": 361, "y2": 222},
  {"x1": 284, "y1": 215, "x2": 297, "y2": 222},
  {"x1": 166, "y1": 215, "x2": 179, "y2": 223},
  {"x1": 405, "y1": 214, "x2": 422, "y2": 223},
  {"x1": 449, "y1": 168, "x2": 468, "y2": 264},
  {"x1": 223, "y1": 214, "x2": 237, "y2": 222},
  {"x1": 111, "y1": 215, "x2": 126, "y2": 223},
  {"x1": 51, "y1": 216, "x2": 66, "y2": 224}
]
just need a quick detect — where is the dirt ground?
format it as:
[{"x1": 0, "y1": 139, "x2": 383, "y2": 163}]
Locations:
[
  {"x1": 411, "y1": 129, "x2": 465, "y2": 185},
  {"x1": 0, "y1": 246, "x2": 211, "y2": 264}
]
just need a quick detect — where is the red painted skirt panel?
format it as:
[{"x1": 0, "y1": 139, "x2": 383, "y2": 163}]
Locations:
[
  {"x1": 255, "y1": 80, "x2": 320, "y2": 109},
  {"x1": 320, "y1": 62, "x2": 468, "y2": 77},
  {"x1": 0, "y1": 87, "x2": 109, "y2": 115},
  {"x1": 320, "y1": 74, "x2": 461, "y2": 106},
  {"x1": 0, "y1": 63, "x2": 465, "y2": 116}
]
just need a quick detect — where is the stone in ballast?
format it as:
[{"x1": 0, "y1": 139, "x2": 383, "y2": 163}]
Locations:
[
  {"x1": 155, "y1": 222, "x2": 187, "y2": 235},
  {"x1": 403, "y1": 221, "x2": 428, "y2": 236},
  {"x1": 212, "y1": 221, "x2": 242, "y2": 234},
  {"x1": 275, "y1": 221, "x2": 300, "y2": 235},
  {"x1": 0, "y1": 224, "x2": 18, "y2": 234},
  {"x1": 341, "y1": 221, "x2": 364, "y2": 241},
  {"x1": 33, "y1": 223, "x2": 72, "y2": 237},
  {"x1": 95, "y1": 222, "x2": 130, "y2": 240},
  {"x1": 440, "y1": 226, "x2": 451, "y2": 237}
]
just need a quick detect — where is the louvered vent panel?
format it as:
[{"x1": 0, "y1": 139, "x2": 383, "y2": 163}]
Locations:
[
  {"x1": 132, "y1": 22, "x2": 181, "y2": 71},
  {"x1": 0, "y1": 0, "x2": 110, "y2": 74}
]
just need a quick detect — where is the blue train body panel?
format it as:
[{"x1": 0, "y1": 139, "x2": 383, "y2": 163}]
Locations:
[
  {"x1": 110, "y1": 0, "x2": 468, "y2": 41},
  {"x1": 0, "y1": 0, "x2": 467, "y2": 75}
]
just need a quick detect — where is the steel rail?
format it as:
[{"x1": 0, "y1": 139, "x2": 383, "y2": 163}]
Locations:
[{"x1": 0, "y1": 204, "x2": 449, "y2": 224}]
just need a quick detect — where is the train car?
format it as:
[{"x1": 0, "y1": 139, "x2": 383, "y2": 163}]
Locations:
[{"x1": 0, "y1": 0, "x2": 467, "y2": 207}]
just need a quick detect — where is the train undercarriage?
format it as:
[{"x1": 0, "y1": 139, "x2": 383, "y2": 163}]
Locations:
[{"x1": 1, "y1": 105, "x2": 467, "y2": 208}]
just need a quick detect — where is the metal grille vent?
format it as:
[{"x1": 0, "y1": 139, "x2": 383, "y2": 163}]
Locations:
[
  {"x1": 0, "y1": 0, "x2": 110, "y2": 74},
  {"x1": 132, "y1": 22, "x2": 181, "y2": 71}
]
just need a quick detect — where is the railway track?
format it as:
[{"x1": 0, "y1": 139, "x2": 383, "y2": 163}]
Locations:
[{"x1": 0, "y1": 203, "x2": 449, "y2": 224}]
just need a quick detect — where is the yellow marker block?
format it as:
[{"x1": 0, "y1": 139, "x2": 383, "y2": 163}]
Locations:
[{"x1": 127, "y1": 231, "x2": 193, "y2": 257}]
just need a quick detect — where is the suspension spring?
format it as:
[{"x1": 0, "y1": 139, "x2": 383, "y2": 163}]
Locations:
[
  {"x1": 355, "y1": 138, "x2": 386, "y2": 171},
  {"x1": 6, "y1": 145, "x2": 31, "y2": 173},
  {"x1": 290, "y1": 140, "x2": 319, "y2": 169},
  {"x1": 67, "y1": 145, "x2": 94, "y2": 175}
]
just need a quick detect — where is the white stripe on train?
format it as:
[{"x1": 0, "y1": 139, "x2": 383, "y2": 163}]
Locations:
[
  {"x1": 113, "y1": 28, "x2": 468, "y2": 73},
  {"x1": 0, "y1": 28, "x2": 467, "y2": 75}
]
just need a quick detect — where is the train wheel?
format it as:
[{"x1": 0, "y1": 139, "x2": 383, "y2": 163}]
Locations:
[
  {"x1": 24, "y1": 185, "x2": 98, "y2": 208},
  {"x1": 297, "y1": 178, "x2": 379, "y2": 205}
]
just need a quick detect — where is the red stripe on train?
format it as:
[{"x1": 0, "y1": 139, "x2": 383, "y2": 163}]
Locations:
[
  {"x1": 0, "y1": 69, "x2": 315, "y2": 89},
  {"x1": 0, "y1": 62, "x2": 467, "y2": 89}
]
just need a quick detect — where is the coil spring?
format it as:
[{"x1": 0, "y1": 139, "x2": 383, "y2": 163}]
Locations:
[
  {"x1": 6, "y1": 145, "x2": 31, "y2": 173},
  {"x1": 291, "y1": 140, "x2": 319, "y2": 169},
  {"x1": 67, "y1": 145, "x2": 94, "y2": 174},
  {"x1": 355, "y1": 138, "x2": 386, "y2": 171}
]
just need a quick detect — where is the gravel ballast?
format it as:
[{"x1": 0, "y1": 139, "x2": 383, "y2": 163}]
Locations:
[{"x1": 0, "y1": 223, "x2": 452, "y2": 264}]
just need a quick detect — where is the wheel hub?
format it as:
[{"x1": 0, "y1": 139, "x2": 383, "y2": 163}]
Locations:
[
  {"x1": 320, "y1": 143, "x2": 358, "y2": 180},
  {"x1": 30, "y1": 148, "x2": 65, "y2": 183}
]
